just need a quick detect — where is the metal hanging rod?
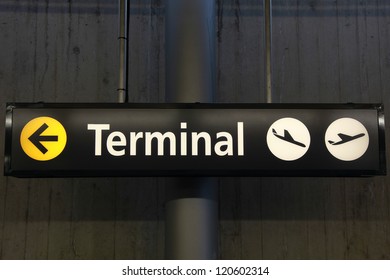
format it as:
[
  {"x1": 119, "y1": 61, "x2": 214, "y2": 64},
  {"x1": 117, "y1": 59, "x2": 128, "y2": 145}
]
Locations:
[
  {"x1": 264, "y1": 0, "x2": 273, "y2": 103},
  {"x1": 118, "y1": 0, "x2": 129, "y2": 103}
]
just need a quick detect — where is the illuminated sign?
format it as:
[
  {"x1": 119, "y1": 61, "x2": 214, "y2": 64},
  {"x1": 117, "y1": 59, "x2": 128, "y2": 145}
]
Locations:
[{"x1": 4, "y1": 103, "x2": 386, "y2": 177}]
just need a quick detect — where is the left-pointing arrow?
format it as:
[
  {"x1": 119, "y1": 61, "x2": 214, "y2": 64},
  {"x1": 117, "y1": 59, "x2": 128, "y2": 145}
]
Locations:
[{"x1": 28, "y1": 123, "x2": 58, "y2": 154}]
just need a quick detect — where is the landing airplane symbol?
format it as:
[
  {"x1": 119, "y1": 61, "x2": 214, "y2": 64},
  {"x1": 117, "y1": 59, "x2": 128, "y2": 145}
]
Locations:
[
  {"x1": 328, "y1": 133, "x2": 365, "y2": 146},
  {"x1": 272, "y1": 128, "x2": 306, "y2": 148}
]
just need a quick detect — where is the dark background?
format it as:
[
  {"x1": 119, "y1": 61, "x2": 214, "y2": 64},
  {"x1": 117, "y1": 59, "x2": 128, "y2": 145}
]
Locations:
[{"x1": 0, "y1": 0, "x2": 389, "y2": 259}]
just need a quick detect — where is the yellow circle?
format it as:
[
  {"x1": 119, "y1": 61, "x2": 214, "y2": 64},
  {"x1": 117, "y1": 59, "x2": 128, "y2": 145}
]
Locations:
[{"x1": 20, "y1": 117, "x2": 67, "y2": 161}]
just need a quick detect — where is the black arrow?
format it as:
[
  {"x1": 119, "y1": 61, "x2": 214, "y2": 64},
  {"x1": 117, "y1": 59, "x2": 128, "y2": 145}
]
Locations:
[{"x1": 28, "y1": 123, "x2": 58, "y2": 154}]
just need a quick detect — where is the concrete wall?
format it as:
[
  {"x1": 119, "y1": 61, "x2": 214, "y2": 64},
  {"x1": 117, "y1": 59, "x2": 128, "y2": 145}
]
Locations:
[{"x1": 0, "y1": 0, "x2": 389, "y2": 259}]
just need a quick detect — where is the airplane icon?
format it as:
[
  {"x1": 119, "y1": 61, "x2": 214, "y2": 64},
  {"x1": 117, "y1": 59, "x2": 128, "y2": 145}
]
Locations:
[
  {"x1": 272, "y1": 128, "x2": 306, "y2": 148},
  {"x1": 328, "y1": 133, "x2": 365, "y2": 145}
]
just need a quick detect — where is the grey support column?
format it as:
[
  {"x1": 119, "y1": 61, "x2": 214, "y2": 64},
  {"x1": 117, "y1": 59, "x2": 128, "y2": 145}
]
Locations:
[{"x1": 165, "y1": 0, "x2": 218, "y2": 259}]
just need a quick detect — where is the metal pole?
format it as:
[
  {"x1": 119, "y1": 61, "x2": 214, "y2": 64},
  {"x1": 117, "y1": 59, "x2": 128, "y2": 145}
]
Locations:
[
  {"x1": 264, "y1": 0, "x2": 273, "y2": 103},
  {"x1": 165, "y1": 0, "x2": 218, "y2": 259},
  {"x1": 118, "y1": 0, "x2": 128, "y2": 103}
]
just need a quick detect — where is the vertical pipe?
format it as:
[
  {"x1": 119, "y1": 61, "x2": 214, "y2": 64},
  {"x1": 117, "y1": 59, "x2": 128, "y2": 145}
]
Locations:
[
  {"x1": 264, "y1": 0, "x2": 273, "y2": 103},
  {"x1": 118, "y1": 0, "x2": 128, "y2": 103},
  {"x1": 165, "y1": 0, "x2": 218, "y2": 259}
]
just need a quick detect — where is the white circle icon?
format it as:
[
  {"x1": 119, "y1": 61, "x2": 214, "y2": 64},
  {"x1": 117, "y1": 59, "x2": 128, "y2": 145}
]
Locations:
[
  {"x1": 266, "y1": 118, "x2": 311, "y2": 161},
  {"x1": 325, "y1": 118, "x2": 369, "y2": 161}
]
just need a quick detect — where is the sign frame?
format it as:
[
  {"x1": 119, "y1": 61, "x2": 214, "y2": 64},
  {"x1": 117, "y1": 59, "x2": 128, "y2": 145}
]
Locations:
[{"x1": 4, "y1": 102, "x2": 386, "y2": 177}]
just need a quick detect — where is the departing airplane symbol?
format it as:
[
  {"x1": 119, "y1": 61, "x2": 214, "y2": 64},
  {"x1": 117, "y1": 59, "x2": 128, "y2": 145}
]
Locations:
[
  {"x1": 328, "y1": 133, "x2": 365, "y2": 146},
  {"x1": 272, "y1": 128, "x2": 306, "y2": 148}
]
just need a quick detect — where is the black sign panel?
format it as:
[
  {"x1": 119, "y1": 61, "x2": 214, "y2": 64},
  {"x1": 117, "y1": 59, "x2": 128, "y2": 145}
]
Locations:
[{"x1": 4, "y1": 103, "x2": 386, "y2": 177}]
